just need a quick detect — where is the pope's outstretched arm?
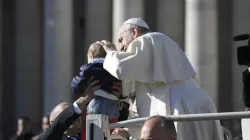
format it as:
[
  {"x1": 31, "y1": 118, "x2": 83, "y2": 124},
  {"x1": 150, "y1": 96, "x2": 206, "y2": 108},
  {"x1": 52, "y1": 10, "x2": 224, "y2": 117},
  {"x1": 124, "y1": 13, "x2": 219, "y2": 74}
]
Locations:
[{"x1": 103, "y1": 37, "x2": 152, "y2": 82}]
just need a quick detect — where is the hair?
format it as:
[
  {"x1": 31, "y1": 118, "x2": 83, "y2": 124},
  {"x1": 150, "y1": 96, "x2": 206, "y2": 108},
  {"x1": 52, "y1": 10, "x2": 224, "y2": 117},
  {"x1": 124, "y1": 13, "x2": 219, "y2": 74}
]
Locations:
[
  {"x1": 134, "y1": 25, "x2": 150, "y2": 34},
  {"x1": 146, "y1": 115, "x2": 177, "y2": 136},
  {"x1": 87, "y1": 42, "x2": 107, "y2": 58}
]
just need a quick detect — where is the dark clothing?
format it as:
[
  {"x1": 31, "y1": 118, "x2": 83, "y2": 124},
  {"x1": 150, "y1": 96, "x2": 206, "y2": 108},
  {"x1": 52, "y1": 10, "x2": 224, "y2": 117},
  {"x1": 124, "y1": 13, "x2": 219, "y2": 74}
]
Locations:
[
  {"x1": 243, "y1": 69, "x2": 250, "y2": 107},
  {"x1": 118, "y1": 101, "x2": 130, "y2": 121},
  {"x1": 9, "y1": 134, "x2": 34, "y2": 140},
  {"x1": 37, "y1": 105, "x2": 81, "y2": 140},
  {"x1": 62, "y1": 135, "x2": 80, "y2": 140},
  {"x1": 71, "y1": 58, "x2": 120, "y2": 94}
]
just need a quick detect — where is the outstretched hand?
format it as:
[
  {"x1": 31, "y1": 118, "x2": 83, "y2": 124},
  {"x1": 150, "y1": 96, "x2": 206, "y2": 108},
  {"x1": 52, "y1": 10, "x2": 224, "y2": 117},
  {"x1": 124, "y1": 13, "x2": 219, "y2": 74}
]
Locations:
[{"x1": 96, "y1": 40, "x2": 117, "y2": 52}]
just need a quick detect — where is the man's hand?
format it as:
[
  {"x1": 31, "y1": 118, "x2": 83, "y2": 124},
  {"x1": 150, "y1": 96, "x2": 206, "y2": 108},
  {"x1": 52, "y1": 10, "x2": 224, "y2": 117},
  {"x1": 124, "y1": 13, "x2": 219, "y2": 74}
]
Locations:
[
  {"x1": 112, "y1": 81, "x2": 122, "y2": 98},
  {"x1": 96, "y1": 40, "x2": 117, "y2": 52},
  {"x1": 76, "y1": 77, "x2": 100, "y2": 110},
  {"x1": 112, "y1": 128, "x2": 130, "y2": 138}
]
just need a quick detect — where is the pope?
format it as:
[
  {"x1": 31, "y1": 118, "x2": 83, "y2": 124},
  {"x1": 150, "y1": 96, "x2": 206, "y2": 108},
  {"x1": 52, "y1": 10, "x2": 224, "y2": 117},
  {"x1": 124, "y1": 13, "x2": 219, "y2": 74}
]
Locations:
[{"x1": 98, "y1": 18, "x2": 224, "y2": 140}]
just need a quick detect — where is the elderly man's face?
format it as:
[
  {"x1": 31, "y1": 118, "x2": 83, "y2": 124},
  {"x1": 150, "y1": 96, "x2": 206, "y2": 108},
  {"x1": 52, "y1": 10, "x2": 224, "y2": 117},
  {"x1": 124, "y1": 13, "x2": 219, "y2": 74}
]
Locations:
[{"x1": 117, "y1": 26, "x2": 135, "y2": 52}]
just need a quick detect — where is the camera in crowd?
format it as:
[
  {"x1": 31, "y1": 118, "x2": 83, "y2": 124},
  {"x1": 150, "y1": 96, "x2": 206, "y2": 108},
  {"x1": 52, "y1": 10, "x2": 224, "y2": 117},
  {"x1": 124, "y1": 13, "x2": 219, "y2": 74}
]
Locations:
[
  {"x1": 234, "y1": 34, "x2": 250, "y2": 109},
  {"x1": 233, "y1": 34, "x2": 250, "y2": 66}
]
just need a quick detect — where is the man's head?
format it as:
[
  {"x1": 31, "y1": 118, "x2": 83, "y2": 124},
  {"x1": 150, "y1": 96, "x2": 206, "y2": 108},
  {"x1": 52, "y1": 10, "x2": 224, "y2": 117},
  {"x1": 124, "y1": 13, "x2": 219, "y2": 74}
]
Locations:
[
  {"x1": 87, "y1": 42, "x2": 107, "y2": 62},
  {"x1": 140, "y1": 116, "x2": 176, "y2": 140},
  {"x1": 17, "y1": 116, "x2": 33, "y2": 136},
  {"x1": 50, "y1": 102, "x2": 82, "y2": 136},
  {"x1": 117, "y1": 18, "x2": 150, "y2": 51},
  {"x1": 42, "y1": 115, "x2": 50, "y2": 132}
]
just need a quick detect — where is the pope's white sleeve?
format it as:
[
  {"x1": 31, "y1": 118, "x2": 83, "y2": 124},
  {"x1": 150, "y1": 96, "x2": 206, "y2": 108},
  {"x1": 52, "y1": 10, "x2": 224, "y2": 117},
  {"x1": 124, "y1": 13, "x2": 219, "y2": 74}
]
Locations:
[
  {"x1": 103, "y1": 37, "x2": 152, "y2": 82},
  {"x1": 103, "y1": 51, "x2": 126, "y2": 80}
]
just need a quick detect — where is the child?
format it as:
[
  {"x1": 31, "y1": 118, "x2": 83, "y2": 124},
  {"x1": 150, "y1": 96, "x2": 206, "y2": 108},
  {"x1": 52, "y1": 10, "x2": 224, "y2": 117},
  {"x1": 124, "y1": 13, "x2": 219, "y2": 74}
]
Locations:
[{"x1": 71, "y1": 42, "x2": 120, "y2": 121}]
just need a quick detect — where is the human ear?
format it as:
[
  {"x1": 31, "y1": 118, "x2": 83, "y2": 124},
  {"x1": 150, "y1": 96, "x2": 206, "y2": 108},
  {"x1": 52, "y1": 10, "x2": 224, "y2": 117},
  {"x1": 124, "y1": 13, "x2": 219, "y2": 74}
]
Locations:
[
  {"x1": 133, "y1": 27, "x2": 140, "y2": 38},
  {"x1": 89, "y1": 55, "x2": 94, "y2": 59}
]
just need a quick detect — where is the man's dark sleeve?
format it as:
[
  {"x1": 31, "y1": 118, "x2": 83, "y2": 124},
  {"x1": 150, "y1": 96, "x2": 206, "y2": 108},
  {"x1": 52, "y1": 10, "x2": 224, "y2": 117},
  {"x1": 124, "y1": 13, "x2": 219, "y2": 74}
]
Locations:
[
  {"x1": 37, "y1": 105, "x2": 81, "y2": 140},
  {"x1": 243, "y1": 69, "x2": 250, "y2": 107}
]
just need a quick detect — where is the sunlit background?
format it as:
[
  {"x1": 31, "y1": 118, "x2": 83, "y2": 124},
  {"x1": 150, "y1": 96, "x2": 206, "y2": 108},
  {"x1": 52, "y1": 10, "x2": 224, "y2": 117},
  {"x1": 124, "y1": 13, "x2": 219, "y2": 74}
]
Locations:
[{"x1": 0, "y1": 0, "x2": 250, "y2": 139}]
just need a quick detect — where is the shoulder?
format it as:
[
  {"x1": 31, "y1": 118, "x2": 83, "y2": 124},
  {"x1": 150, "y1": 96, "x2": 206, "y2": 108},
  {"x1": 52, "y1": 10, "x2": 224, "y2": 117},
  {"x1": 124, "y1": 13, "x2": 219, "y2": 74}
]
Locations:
[
  {"x1": 141, "y1": 32, "x2": 166, "y2": 38},
  {"x1": 79, "y1": 63, "x2": 103, "y2": 73},
  {"x1": 80, "y1": 63, "x2": 91, "y2": 71},
  {"x1": 134, "y1": 32, "x2": 168, "y2": 43}
]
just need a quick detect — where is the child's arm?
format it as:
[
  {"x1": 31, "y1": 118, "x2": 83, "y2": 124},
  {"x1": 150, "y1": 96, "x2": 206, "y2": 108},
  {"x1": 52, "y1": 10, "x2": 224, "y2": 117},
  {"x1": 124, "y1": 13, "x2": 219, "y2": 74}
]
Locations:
[{"x1": 71, "y1": 64, "x2": 92, "y2": 94}]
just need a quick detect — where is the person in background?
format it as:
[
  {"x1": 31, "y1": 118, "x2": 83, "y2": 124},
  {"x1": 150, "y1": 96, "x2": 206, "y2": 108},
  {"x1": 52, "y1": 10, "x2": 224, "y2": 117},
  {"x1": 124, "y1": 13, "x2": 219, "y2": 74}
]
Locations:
[
  {"x1": 243, "y1": 67, "x2": 250, "y2": 111},
  {"x1": 31, "y1": 116, "x2": 50, "y2": 140},
  {"x1": 42, "y1": 116, "x2": 50, "y2": 133},
  {"x1": 140, "y1": 116, "x2": 176, "y2": 140},
  {"x1": 10, "y1": 116, "x2": 34, "y2": 140}
]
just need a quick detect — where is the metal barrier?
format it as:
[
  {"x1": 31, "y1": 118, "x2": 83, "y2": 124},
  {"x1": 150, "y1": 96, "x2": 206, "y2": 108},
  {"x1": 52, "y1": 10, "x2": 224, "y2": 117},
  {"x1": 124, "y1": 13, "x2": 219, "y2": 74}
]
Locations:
[{"x1": 86, "y1": 111, "x2": 250, "y2": 140}]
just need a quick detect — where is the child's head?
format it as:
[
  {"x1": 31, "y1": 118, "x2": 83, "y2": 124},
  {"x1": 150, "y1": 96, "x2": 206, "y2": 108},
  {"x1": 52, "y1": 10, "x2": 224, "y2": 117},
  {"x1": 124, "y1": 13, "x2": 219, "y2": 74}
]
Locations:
[{"x1": 87, "y1": 42, "x2": 107, "y2": 62}]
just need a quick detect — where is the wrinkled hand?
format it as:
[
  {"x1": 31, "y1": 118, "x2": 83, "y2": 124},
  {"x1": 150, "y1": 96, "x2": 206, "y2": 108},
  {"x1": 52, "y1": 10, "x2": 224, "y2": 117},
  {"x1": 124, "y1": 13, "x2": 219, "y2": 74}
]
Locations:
[
  {"x1": 112, "y1": 128, "x2": 130, "y2": 138},
  {"x1": 96, "y1": 40, "x2": 117, "y2": 52},
  {"x1": 76, "y1": 77, "x2": 101, "y2": 109},
  {"x1": 112, "y1": 81, "x2": 122, "y2": 98}
]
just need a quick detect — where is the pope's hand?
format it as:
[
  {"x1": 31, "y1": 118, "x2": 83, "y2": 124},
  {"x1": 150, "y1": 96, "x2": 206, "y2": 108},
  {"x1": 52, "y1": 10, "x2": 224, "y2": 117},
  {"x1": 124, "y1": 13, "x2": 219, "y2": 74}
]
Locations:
[{"x1": 96, "y1": 40, "x2": 117, "y2": 52}]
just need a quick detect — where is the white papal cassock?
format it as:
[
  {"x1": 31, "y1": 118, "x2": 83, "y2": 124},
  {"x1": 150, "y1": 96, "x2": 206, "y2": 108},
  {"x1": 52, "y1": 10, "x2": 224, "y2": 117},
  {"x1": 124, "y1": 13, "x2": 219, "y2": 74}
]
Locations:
[{"x1": 104, "y1": 32, "x2": 224, "y2": 140}]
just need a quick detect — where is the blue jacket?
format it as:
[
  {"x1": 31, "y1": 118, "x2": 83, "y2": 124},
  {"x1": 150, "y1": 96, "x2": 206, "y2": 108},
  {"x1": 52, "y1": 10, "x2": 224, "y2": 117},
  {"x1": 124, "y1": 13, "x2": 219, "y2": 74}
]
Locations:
[{"x1": 71, "y1": 58, "x2": 120, "y2": 94}]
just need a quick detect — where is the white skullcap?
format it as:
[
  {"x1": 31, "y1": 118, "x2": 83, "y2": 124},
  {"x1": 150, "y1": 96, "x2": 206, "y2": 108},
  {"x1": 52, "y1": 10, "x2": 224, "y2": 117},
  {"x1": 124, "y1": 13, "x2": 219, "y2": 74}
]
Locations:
[{"x1": 123, "y1": 18, "x2": 150, "y2": 30}]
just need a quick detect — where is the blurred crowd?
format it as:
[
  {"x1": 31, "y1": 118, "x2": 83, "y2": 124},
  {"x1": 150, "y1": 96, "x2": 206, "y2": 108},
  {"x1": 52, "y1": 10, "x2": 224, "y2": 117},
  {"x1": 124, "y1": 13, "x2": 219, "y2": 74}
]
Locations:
[{"x1": 9, "y1": 116, "x2": 50, "y2": 140}]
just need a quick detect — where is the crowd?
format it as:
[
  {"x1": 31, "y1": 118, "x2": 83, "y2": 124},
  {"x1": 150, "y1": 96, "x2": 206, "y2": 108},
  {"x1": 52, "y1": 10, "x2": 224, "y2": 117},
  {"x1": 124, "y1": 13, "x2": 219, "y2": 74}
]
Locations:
[{"x1": 9, "y1": 18, "x2": 229, "y2": 140}]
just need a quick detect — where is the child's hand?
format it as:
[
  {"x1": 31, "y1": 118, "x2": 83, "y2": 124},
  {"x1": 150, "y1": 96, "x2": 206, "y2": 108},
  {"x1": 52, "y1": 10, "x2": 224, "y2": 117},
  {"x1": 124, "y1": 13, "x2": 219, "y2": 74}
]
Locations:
[{"x1": 112, "y1": 81, "x2": 122, "y2": 98}]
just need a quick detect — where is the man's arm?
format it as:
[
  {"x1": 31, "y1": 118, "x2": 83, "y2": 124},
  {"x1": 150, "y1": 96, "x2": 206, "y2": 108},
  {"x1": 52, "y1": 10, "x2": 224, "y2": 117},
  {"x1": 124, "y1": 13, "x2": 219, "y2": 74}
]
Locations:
[
  {"x1": 103, "y1": 37, "x2": 152, "y2": 82},
  {"x1": 37, "y1": 104, "x2": 82, "y2": 140},
  {"x1": 38, "y1": 79, "x2": 100, "y2": 140},
  {"x1": 71, "y1": 64, "x2": 91, "y2": 94}
]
